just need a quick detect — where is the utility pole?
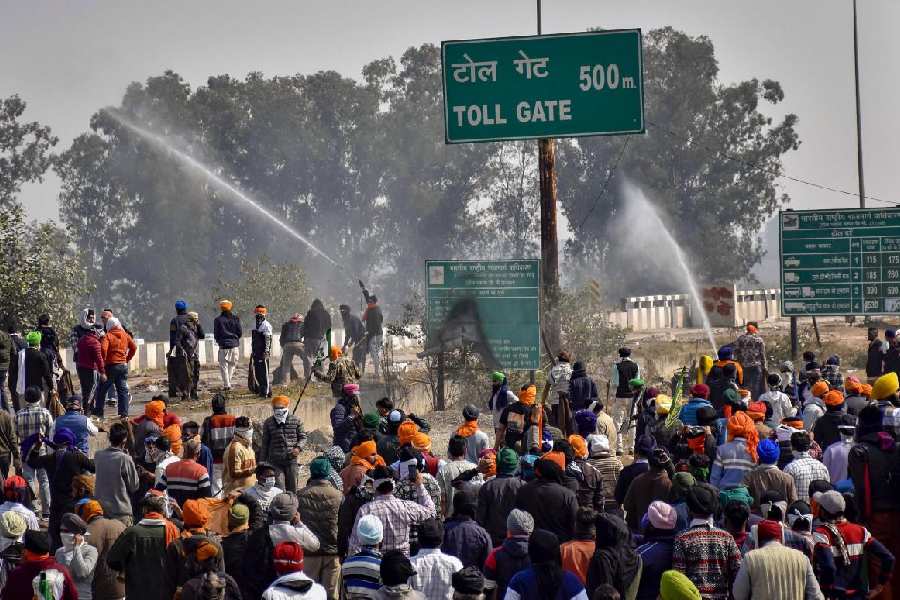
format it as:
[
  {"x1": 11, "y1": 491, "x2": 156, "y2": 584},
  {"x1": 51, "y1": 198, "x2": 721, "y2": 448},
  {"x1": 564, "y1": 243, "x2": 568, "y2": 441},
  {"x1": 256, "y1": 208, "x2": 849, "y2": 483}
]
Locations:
[
  {"x1": 853, "y1": 0, "x2": 866, "y2": 208},
  {"x1": 537, "y1": 0, "x2": 561, "y2": 356}
]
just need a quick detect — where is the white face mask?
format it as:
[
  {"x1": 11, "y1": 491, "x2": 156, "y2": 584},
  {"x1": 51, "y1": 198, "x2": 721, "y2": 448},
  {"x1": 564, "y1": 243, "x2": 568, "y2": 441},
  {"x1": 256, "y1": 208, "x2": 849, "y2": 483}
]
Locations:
[
  {"x1": 273, "y1": 408, "x2": 288, "y2": 423},
  {"x1": 236, "y1": 427, "x2": 253, "y2": 443},
  {"x1": 260, "y1": 477, "x2": 276, "y2": 490},
  {"x1": 61, "y1": 532, "x2": 76, "y2": 549}
]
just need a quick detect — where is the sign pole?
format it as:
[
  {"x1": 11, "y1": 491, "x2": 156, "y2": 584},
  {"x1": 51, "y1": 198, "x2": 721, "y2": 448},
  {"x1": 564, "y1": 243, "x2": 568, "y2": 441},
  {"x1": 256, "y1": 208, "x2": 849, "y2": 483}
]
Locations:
[
  {"x1": 537, "y1": 0, "x2": 561, "y2": 357},
  {"x1": 853, "y1": 0, "x2": 866, "y2": 209}
]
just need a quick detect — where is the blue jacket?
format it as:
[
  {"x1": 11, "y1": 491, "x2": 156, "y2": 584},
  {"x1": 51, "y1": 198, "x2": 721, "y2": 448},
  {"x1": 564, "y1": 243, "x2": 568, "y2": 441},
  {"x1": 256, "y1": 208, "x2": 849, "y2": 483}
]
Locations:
[
  {"x1": 568, "y1": 369, "x2": 599, "y2": 412},
  {"x1": 330, "y1": 399, "x2": 356, "y2": 452},
  {"x1": 442, "y1": 515, "x2": 492, "y2": 570},
  {"x1": 710, "y1": 437, "x2": 756, "y2": 489},
  {"x1": 679, "y1": 397, "x2": 713, "y2": 426},
  {"x1": 213, "y1": 312, "x2": 242, "y2": 349},
  {"x1": 54, "y1": 411, "x2": 90, "y2": 454},
  {"x1": 636, "y1": 531, "x2": 676, "y2": 600}
]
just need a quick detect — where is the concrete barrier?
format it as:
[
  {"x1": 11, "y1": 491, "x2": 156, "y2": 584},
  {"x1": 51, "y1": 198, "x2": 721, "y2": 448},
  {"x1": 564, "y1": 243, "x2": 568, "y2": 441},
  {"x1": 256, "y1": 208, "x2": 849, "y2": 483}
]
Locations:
[{"x1": 617, "y1": 288, "x2": 781, "y2": 332}]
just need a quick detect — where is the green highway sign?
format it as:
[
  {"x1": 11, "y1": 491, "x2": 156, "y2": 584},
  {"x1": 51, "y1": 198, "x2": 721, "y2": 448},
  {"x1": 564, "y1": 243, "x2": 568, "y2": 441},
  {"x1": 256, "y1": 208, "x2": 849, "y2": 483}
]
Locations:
[
  {"x1": 426, "y1": 260, "x2": 540, "y2": 370},
  {"x1": 780, "y1": 208, "x2": 900, "y2": 315},
  {"x1": 441, "y1": 29, "x2": 644, "y2": 143}
]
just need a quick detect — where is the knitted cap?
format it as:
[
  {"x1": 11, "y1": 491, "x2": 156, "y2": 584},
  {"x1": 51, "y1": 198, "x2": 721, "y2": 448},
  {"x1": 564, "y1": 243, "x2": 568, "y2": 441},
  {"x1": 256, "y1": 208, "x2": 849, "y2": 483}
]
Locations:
[
  {"x1": 0, "y1": 511, "x2": 26, "y2": 539},
  {"x1": 357, "y1": 514, "x2": 384, "y2": 545},
  {"x1": 507, "y1": 508, "x2": 535, "y2": 536},
  {"x1": 647, "y1": 501, "x2": 677, "y2": 530},
  {"x1": 269, "y1": 493, "x2": 298, "y2": 522}
]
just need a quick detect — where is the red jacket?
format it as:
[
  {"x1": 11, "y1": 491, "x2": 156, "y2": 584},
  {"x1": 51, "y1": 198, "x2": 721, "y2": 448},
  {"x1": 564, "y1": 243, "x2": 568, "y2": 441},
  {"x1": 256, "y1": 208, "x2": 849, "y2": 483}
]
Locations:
[
  {"x1": 1, "y1": 557, "x2": 79, "y2": 600},
  {"x1": 76, "y1": 331, "x2": 105, "y2": 372},
  {"x1": 101, "y1": 326, "x2": 136, "y2": 365}
]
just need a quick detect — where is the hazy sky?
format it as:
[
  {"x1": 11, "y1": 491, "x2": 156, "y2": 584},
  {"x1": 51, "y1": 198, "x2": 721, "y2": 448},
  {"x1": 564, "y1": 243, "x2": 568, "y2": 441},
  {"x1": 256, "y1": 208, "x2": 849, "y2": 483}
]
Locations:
[{"x1": 3, "y1": 0, "x2": 898, "y2": 224}]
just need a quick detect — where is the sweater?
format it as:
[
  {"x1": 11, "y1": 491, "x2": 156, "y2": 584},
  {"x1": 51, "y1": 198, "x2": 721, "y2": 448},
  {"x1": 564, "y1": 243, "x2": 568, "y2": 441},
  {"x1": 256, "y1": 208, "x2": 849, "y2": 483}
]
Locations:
[
  {"x1": 710, "y1": 437, "x2": 756, "y2": 490},
  {"x1": 76, "y1": 332, "x2": 105, "y2": 372},
  {"x1": 94, "y1": 446, "x2": 140, "y2": 518},
  {"x1": 732, "y1": 542, "x2": 820, "y2": 600},
  {"x1": 672, "y1": 521, "x2": 743, "y2": 600},
  {"x1": 55, "y1": 543, "x2": 99, "y2": 600}
]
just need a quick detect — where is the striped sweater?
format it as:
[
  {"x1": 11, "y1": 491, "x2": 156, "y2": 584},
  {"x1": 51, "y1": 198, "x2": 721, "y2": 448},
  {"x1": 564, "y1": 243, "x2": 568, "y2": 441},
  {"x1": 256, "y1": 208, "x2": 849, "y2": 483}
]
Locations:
[{"x1": 160, "y1": 458, "x2": 211, "y2": 506}]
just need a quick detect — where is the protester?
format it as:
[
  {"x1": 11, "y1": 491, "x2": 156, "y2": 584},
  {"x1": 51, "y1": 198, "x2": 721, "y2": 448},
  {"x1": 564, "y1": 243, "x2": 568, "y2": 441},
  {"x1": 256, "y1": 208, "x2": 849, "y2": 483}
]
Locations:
[
  {"x1": 489, "y1": 372, "x2": 517, "y2": 440},
  {"x1": 348, "y1": 465, "x2": 435, "y2": 556},
  {"x1": 437, "y1": 435, "x2": 476, "y2": 519},
  {"x1": 482, "y1": 508, "x2": 533, "y2": 598},
  {"x1": 159, "y1": 435, "x2": 212, "y2": 506},
  {"x1": 252, "y1": 305, "x2": 274, "y2": 398},
  {"x1": 222, "y1": 502, "x2": 251, "y2": 585},
  {"x1": 710, "y1": 411, "x2": 758, "y2": 490},
  {"x1": 634, "y1": 501, "x2": 678, "y2": 600},
  {"x1": 498, "y1": 384, "x2": 539, "y2": 453},
  {"x1": 741, "y1": 438, "x2": 796, "y2": 510},
  {"x1": 0, "y1": 475, "x2": 39, "y2": 530},
  {"x1": 549, "y1": 351, "x2": 575, "y2": 431},
  {"x1": 261, "y1": 395, "x2": 308, "y2": 492},
  {"x1": 734, "y1": 323, "x2": 767, "y2": 399},
  {"x1": 406, "y1": 518, "x2": 462, "y2": 600},
  {"x1": 871, "y1": 371, "x2": 900, "y2": 438},
  {"x1": 475, "y1": 446, "x2": 523, "y2": 546},
  {"x1": 340, "y1": 304, "x2": 367, "y2": 369},
  {"x1": 1, "y1": 530, "x2": 78, "y2": 600},
  {"x1": 297, "y1": 457, "x2": 343, "y2": 600},
  {"x1": 440, "y1": 487, "x2": 490, "y2": 570},
  {"x1": 279, "y1": 312, "x2": 306, "y2": 384},
  {"x1": 456, "y1": 404, "x2": 489, "y2": 464},
  {"x1": 624, "y1": 447, "x2": 673, "y2": 531},
  {"x1": 76, "y1": 499, "x2": 126, "y2": 600},
  {"x1": 52, "y1": 512, "x2": 98, "y2": 599},
  {"x1": 213, "y1": 299, "x2": 242, "y2": 390},
  {"x1": 302, "y1": 299, "x2": 331, "y2": 380},
  {"x1": 560, "y1": 507, "x2": 596, "y2": 586},
  {"x1": 515, "y1": 458, "x2": 578, "y2": 543},
  {"x1": 15, "y1": 386, "x2": 53, "y2": 519},
  {"x1": 94, "y1": 422, "x2": 140, "y2": 526},
  {"x1": 731, "y1": 518, "x2": 821, "y2": 600},
  {"x1": 614, "y1": 435, "x2": 654, "y2": 509},
  {"x1": 75, "y1": 325, "x2": 105, "y2": 410},
  {"x1": 244, "y1": 461, "x2": 284, "y2": 511},
  {"x1": 342, "y1": 514, "x2": 384, "y2": 599},
  {"x1": 504, "y1": 528, "x2": 588, "y2": 600},
  {"x1": 783, "y1": 431, "x2": 829, "y2": 503},
  {"x1": 361, "y1": 291, "x2": 383, "y2": 380},
  {"x1": 200, "y1": 392, "x2": 236, "y2": 496},
  {"x1": 260, "y1": 540, "x2": 328, "y2": 599},
  {"x1": 373, "y1": 549, "x2": 422, "y2": 600},
  {"x1": 96, "y1": 317, "x2": 136, "y2": 417},
  {"x1": 671, "y1": 483, "x2": 742, "y2": 600},
  {"x1": 222, "y1": 414, "x2": 256, "y2": 495},
  {"x1": 106, "y1": 494, "x2": 172, "y2": 600},
  {"x1": 331, "y1": 382, "x2": 363, "y2": 451},
  {"x1": 0, "y1": 511, "x2": 27, "y2": 589}
]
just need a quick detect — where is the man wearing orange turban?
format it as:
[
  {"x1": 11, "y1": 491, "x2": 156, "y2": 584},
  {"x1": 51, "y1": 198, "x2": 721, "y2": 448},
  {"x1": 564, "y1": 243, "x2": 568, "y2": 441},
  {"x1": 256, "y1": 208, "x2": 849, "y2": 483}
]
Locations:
[
  {"x1": 497, "y1": 384, "x2": 540, "y2": 452},
  {"x1": 803, "y1": 379, "x2": 830, "y2": 431},
  {"x1": 711, "y1": 411, "x2": 759, "y2": 489},
  {"x1": 397, "y1": 421, "x2": 418, "y2": 447},
  {"x1": 341, "y1": 440, "x2": 380, "y2": 494},
  {"x1": 260, "y1": 395, "x2": 306, "y2": 492},
  {"x1": 214, "y1": 299, "x2": 241, "y2": 389}
]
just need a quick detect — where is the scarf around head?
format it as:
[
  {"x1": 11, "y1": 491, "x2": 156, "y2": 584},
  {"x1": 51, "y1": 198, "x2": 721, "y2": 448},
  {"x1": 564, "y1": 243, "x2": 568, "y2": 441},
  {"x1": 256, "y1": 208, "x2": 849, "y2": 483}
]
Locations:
[
  {"x1": 398, "y1": 421, "x2": 418, "y2": 446},
  {"x1": 351, "y1": 441, "x2": 378, "y2": 471},
  {"x1": 456, "y1": 420, "x2": 479, "y2": 438},
  {"x1": 727, "y1": 412, "x2": 759, "y2": 462},
  {"x1": 519, "y1": 385, "x2": 537, "y2": 406}
]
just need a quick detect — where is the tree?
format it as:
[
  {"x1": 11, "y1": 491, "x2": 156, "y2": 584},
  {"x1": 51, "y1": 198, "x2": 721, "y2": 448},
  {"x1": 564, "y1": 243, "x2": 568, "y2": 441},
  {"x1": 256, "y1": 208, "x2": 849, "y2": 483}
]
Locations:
[
  {"x1": 0, "y1": 204, "x2": 91, "y2": 331},
  {"x1": 0, "y1": 95, "x2": 58, "y2": 209},
  {"x1": 210, "y1": 255, "x2": 310, "y2": 329},
  {"x1": 559, "y1": 27, "x2": 799, "y2": 297}
]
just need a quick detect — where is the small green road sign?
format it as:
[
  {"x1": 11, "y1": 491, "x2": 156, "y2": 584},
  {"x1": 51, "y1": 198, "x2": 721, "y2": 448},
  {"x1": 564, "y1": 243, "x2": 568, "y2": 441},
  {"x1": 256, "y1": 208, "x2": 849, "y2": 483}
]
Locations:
[
  {"x1": 426, "y1": 260, "x2": 541, "y2": 370},
  {"x1": 780, "y1": 208, "x2": 900, "y2": 315},
  {"x1": 442, "y1": 29, "x2": 644, "y2": 143}
]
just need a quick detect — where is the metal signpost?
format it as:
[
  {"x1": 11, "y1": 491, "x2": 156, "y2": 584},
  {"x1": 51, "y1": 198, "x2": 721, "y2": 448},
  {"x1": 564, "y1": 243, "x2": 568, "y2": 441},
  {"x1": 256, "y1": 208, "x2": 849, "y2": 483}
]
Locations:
[
  {"x1": 780, "y1": 208, "x2": 900, "y2": 316},
  {"x1": 426, "y1": 260, "x2": 541, "y2": 370},
  {"x1": 441, "y1": 29, "x2": 644, "y2": 143}
]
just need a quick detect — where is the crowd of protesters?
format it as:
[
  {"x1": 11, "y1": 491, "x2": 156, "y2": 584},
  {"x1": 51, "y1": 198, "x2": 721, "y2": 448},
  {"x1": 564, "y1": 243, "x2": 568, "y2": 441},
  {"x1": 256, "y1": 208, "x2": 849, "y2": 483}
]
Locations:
[{"x1": 0, "y1": 306, "x2": 899, "y2": 599}]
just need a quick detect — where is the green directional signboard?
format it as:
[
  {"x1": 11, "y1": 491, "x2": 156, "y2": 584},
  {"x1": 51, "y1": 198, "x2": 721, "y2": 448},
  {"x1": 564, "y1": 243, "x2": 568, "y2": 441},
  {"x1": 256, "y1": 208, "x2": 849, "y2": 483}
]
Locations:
[
  {"x1": 442, "y1": 30, "x2": 644, "y2": 143},
  {"x1": 426, "y1": 260, "x2": 540, "y2": 370},
  {"x1": 780, "y1": 208, "x2": 900, "y2": 315}
]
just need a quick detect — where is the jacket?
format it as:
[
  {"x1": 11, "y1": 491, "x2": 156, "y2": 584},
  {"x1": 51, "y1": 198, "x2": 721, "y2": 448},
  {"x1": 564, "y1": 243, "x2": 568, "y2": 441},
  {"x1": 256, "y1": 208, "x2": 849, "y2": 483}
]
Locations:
[
  {"x1": 0, "y1": 410, "x2": 19, "y2": 461},
  {"x1": 214, "y1": 312, "x2": 242, "y2": 349},
  {"x1": 476, "y1": 474, "x2": 525, "y2": 545},
  {"x1": 261, "y1": 415, "x2": 308, "y2": 464},
  {"x1": 483, "y1": 536, "x2": 530, "y2": 599},
  {"x1": 1, "y1": 556, "x2": 79, "y2": 600},
  {"x1": 163, "y1": 533, "x2": 226, "y2": 599},
  {"x1": 54, "y1": 542, "x2": 99, "y2": 599},
  {"x1": 94, "y1": 446, "x2": 140, "y2": 518},
  {"x1": 252, "y1": 320, "x2": 273, "y2": 358},
  {"x1": 222, "y1": 438, "x2": 256, "y2": 494},
  {"x1": 623, "y1": 469, "x2": 673, "y2": 530},
  {"x1": 680, "y1": 397, "x2": 713, "y2": 427},
  {"x1": 741, "y1": 464, "x2": 797, "y2": 509},
  {"x1": 296, "y1": 479, "x2": 342, "y2": 555},
  {"x1": 182, "y1": 572, "x2": 243, "y2": 600},
  {"x1": 106, "y1": 520, "x2": 169, "y2": 600},
  {"x1": 568, "y1": 368, "x2": 599, "y2": 412},
  {"x1": 201, "y1": 412, "x2": 236, "y2": 462},
  {"x1": 614, "y1": 461, "x2": 650, "y2": 505},
  {"x1": 101, "y1": 326, "x2": 136, "y2": 366},
  {"x1": 262, "y1": 571, "x2": 328, "y2": 600},
  {"x1": 515, "y1": 478, "x2": 578, "y2": 542},
  {"x1": 27, "y1": 446, "x2": 95, "y2": 505},
  {"x1": 23, "y1": 347, "x2": 53, "y2": 390},
  {"x1": 636, "y1": 531, "x2": 676, "y2": 600},
  {"x1": 303, "y1": 301, "x2": 331, "y2": 341},
  {"x1": 281, "y1": 320, "x2": 305, "y2": 344},
  {"x1": 812, "y1": 410, "x2": 856, "y2": 451},
  {"x1": 710, "y1": 438, "x2": 756, "y2": 490},
  {"x1": 849, "y1": 433, "x2": 900, "y2": 513},
  {"x1": 55, "y1": 410, "x2": 92, "y2": 454},
  {"x1": 331, "y1": 398, "x2": 359, "y2": 452},
  {"x1": 815, "y1": 519, "x2": 895, "y2": 597},
  {"x1": 573, "y1": 458, "x2": 603, "y2": 512},
  {"x1": 76, "y1": 332, "x2": 105, "y2": 372},
  {"x1": 86, "y1": 515, "x2": 127, "y2": 600},
  {"x1": 222, "y1": 529, "x2": 249, "y2": 583},
  {"x1": 362, "y1": 305, "x2": 383, "y2": 338},
  {"x1": 342, "y1": 314, "x2": 365, "y2": 345},
  {"x1": 441, "y1": 516, "x2": 492, "y2": 569}
]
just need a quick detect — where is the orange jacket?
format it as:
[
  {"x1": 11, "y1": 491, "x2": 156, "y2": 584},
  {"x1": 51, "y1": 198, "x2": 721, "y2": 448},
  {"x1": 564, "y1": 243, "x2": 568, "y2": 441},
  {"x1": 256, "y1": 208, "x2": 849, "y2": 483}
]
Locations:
[{"x1": 101, "y1": 327, "x2": 137, "y2": 365}]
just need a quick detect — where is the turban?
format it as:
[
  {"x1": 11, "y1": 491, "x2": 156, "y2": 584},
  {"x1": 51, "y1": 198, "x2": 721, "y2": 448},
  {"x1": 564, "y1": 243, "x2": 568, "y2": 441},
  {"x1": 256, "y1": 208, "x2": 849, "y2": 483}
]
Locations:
[
  {"x1": 25, "y1": 331, "x2": 42, "y2": 347},
  {"x1": 672, "y1": 472, "x2": 695, "y2": 495},
  {"x1": 228, "y1": 503, "x2": 249, "y2": 529},
  {"x1": 629, "y1": 377, "x2": 645, "y2": 388},
  {"x1": 659, "y1": 570, "x2": 701, "y2": 600},
  {"x1": 175, "y1": 299, "x2": 188, "y2": 310},
  {"x1": 655, "y1": 394, "x2": 673, "y2": 415},
  {"x1": 462, "y1": 404, "x2": 479, "y2": 421},
  {"x1": 397, "y1": 421, "x2": 418, "y2": 446},
  {"x1": 478, "y1": 453, "x2": 497, "y2": 478},
  {"x1": 635, "y1": 434, "x2": 657, "y2": 456},
  {"x1": 824, "y1": 390, "x2": 845, "y2": 407},
  {"x1": 218, "y1": 300, "x2": 232, "y2": 311},
  {"x1": 77, "y1": 499, "x2": 104, "y2": 523},
  {"x1": 342, "y1": 383, "x2": 359, "y2": 395},
  {"x1": 273, "y1": 541, "x2": 304, "y2": 574},
  {"x1": 507, "y1": 509, "x2": 535, "y2": 536},
  {"x1": 518, "y1": 385, "x2": 537, "y2": 406},
  {"x1": 757, "y1": 439, "x2": 779, "y2": 464},
  {"x1": 182, "y1": 499, "x2": 210, "y2": 529},
  {"x1": 351, "y1": 441, "x2": 378, "y2": 470},
  {"x1": 873, "y1": 372, "x2": 899, "y2": 401},
  {"x1": 362, "y1": 413, "x2": 380, "y2": 429},
  {"x1": 272, "y1": 395, "x2": 290, "y2": 408},
  {"x1": 717, "y1": 346, "x2": 734, "y2": 360},
  {"x1": 163, "y1": 425, "x2": 183, "y2": 456},
  {"x1": 53, "y1": 428, "x2": 76, "y2": 447},
  {"x1": 411, "y1": 432, "x2": 431, "y2": 452},
  {"x1": 587, "y1": 434, "x2": 610, "y2": 457},
  {"x1": 330, "y1": 346, "x2": 343, "y2": 361},
  {"x1": 452, "y1": 566, "x2": 485, "y2": 595},
  {"x1": 491, "y1": 372, "x2": 506, "y2": 383},
  {"x1": 574, "y1": 409, "x2": 597, "y2": 436},
  {"x1": 648, "y1": 501, "x2": 677, "y2": 530},
  {"x1": 0, "y1": 512, "x2": 26, "y2": 539},
  {"x1": 811, "y1": 381, "x2": 830, "y2": 398},
  {"x1": 719, "y1": 485, "x2": 753, "y2": 508},
  {"x1": 567, "y1": 434, "x2": 588, "y2": 459},
  {"x1": 540, "y1": 452, "x2": 565, "y2": 472},
  {"x1": 60, "y1": 513, "x2": 88, "y2": 535},
  {"x1": 686, "y1": 483, "x2": 719, "y2": 516},
  {"x1": 757, "y1": 519, "x2": 783, "y2": 545},
  {"x1": 727, "y1": 411, "x2": 759, "y2": 462},
  {"x1": 497, "y1": 448, "x2": 518, "y2": 474},
  {"x1": 309, "y1": 457, "x2": 331, "y2": 480},
  {"x1": 357, "y1": 514, "x2": 384, "y2": 545},
  {"x1": 144, "y1": 400, "x2": 165, "y2": 428},
  {"x1": 269, "y1": 493, "x2": 298, "y2": 522},
  {"x1": 195, "y1": 540, "x2": 219, "y2": 562},
  {"x1": 690, "y1": 384, "x2": 710, "y2": 399},
  {"x1": 860, "y1": 383, "x2": 873, "y2": 398},
  {"x1": 844, "y1": 376, "x2": 862, "y2": 394}
]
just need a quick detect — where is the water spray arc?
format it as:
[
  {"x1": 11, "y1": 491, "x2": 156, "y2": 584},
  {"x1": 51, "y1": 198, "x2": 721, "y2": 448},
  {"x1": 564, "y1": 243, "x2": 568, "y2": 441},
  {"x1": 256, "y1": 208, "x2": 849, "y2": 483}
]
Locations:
[
  {"x1": 624, "y1": 183, "x2": 717, "y2": 356},
  {"x1": 103, "y1": 109, "x2": 343, "y2": 271}
]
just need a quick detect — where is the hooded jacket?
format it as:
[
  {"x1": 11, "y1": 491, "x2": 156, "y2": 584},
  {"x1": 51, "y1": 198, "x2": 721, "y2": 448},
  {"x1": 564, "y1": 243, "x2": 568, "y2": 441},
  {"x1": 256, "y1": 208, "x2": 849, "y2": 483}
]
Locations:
[
  {"x1": 848, "y1": 432, "x2": 900, "y2": 514},
  {"x1": 515, "y1": 477, "x2": 578, "y2": 542},
  {"x1": 76, "y1": 330, "x2": 105, "y2": 372},
  {"x1": 483, "y1": 536, "x2": 530, "y2": 599},
  {"x1": 477, "y1": 474, "x2": 525, "y2": 545},
  {"x1": 568, "y1": 366, "x2": 599, "y2": 412},
  {"x1": 262, "y1": 571, "x2": 328, "y2": 599},
  {"x1": 102, "y1": 325, "x2": 136, "y2": 366},
  {"x1": 586, "y1": 514, "x2": 642, "y2": 599},
  {"x1": 303, "y1": 300, "x2": 331, "y2": 342}
]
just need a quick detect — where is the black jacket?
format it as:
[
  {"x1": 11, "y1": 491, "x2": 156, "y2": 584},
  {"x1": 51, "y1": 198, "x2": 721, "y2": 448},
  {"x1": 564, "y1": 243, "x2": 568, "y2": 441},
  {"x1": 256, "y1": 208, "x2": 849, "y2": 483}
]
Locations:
[
  {"x1": 812, "y1": 410, "x2": 856, "y2": 451},
  {"x1": 476, "y1": 474, "x2": 525, "y2": 545},
  {"x1": 213, "y1": 312, "x2": 242, "y2": 349},
  {"x1": 514, "y1": 478, "x2": 578, "y2": 542},
  {"x1": 363, "y1": 305, "x2": 383, "y2": 338},
  {"x1": 342, "y1": 314, "x2": 365, "y2": 345},
  {"x1": 849, "y1": 433, "x2": 900, "y2": 512},
  {"x1": 280, "y1": 320, "x2": 304, "y2": 345},
  {"x1": 18, "y1": 347, "x2": 53, "y2": 391},
  {"x1": 568, "y1": 369, "x2": 599, "y2": 412},
  {"x1": 303, "y1": 300, "x2": 331, "y2": 341}
]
